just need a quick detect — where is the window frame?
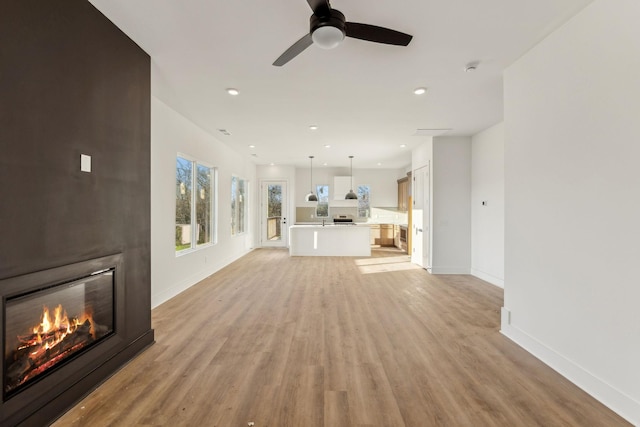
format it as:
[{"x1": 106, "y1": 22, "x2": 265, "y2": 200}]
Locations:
[
  {"x1": 231, "y1": 175, "x2": 248, "y2": 236},
  {"x1": 175, "y1": 153, "x2": 217, "y2": 255}
]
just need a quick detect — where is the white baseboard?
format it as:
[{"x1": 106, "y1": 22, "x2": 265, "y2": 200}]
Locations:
[
  {"x1": 151, "y1": 248, "x2": 252, "y2": 309},
  {"x1": 501, "y1": 319, "x2": 639, "y2": 425},
  {"x1": 429, "y1": 266, "x2": 471, "y2": 274},
  {"x1": 471, "y1": 268, "x2": 504, "y2": 288}
]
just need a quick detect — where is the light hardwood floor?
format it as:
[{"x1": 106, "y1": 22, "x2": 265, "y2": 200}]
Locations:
[{"x1": 53, "y1": 248, "x2": 630, "y2": 426}]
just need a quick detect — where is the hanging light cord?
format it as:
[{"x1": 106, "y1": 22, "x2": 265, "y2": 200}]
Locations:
[
  {"x1": 310, "y1": 156, "x2": 313, "y2": 193},
  {"x1": 350, "y1": 156, "x2": 353, "y2": 191}
]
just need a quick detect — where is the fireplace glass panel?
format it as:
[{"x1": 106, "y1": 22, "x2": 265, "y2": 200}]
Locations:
[{"x1": 4, "y1": 268, "x2": 115, "y2": 398}]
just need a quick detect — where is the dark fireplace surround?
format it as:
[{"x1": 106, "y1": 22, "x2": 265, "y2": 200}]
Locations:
[
  {"x1": 0, "y1": 255, "x2": 151, "y2": 426},
  {"x1": 1, "y1": 1, "x2": 155, "y2": 425},
  {"x1": 4, "y1": 257, "x2": 117, "y2": 399}
]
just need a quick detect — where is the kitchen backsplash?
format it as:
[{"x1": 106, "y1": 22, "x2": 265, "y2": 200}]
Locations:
[
  {"x1": 296, "y1": 206, "x2": 361, "y2": 223},
  {"x1": 295, "y1": 206, "x2": 407, "y2": 225}
]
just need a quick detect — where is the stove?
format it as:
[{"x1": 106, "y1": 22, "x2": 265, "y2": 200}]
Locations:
[{"x1": 333, "y1": 214, "x2": 355, "y2": 224}]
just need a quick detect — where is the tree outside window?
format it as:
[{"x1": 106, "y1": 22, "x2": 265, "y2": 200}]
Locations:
[
  {"x1": 176, "y1": 155, "x2": 215, "y2": 252},
  {"x1": 357, "y1": 185, "x2": 370, "y2": 218},
  {"x1": 316, "y1": 184, "x2": 329, "y2": 217}
]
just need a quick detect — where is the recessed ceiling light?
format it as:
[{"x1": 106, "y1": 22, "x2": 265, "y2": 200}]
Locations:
[
  {"x1": 309, "y1": 125, "x2": 318, "y2": 130},
  {"x1": 323, "y1": 162, "x2": 328, "y2": 166},
  {"x1": 248, "y1": 145, "x2": 255, "y2": 148},
  {"x1": 377, "y1": 162, "x2": 383, "y2": 166},
  {"x1": 400, "y1": 144, "x2": 407, "y2": 148},
  {"x1": 324, "y1": 144, "x2": 331, "y2": 148},
  {"x1": 270, "y1": 162, "x2": 275, "y2": 166},
  {"x1": 413, "y1": 87, "x2": 427, "y2": 95},
  {"x1": 226, "y1": 88, "x2": 239, "y2": 96}
]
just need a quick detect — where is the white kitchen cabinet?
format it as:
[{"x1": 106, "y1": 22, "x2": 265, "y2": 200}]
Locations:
[{"x1": 289, "y1": 224, "x2": 371, "y2": 256}]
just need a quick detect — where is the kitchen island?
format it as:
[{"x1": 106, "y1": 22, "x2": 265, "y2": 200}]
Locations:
[{"x1": 289, "y1": 224, "x2": 371, "y2": 256}]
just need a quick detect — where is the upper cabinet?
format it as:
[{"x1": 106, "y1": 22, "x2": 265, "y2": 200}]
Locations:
[{"x1": 397, "y1": 172, "x2": 411, "y2": 211}]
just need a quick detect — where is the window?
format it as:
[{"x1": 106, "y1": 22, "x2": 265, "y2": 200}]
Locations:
[
  {"x1": 231, "y1": 176, "x2": 248, "y2": 235},
  {"x1": 316, "y1": 184, "x2": 329, "y2": 217},
  {"x1": 175, "y1": 155, "x2": 215, "y2": 252},
  {"x1": 357, "y1": 185, "x2": 370, "y2": 218}
]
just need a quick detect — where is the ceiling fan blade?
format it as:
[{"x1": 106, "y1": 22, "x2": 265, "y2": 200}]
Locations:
[
  {"x1": 306, "y1": 0, "x2": 331, "y2": 16},
  {"x1": 345, "y1": 22, "x2": 413, "y2": 46},
  {"x1": 273, "y1": 34, "x2": 314, "y2": 66}
]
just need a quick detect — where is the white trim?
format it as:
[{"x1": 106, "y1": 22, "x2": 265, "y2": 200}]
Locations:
[
  {"x1": 501, "y1": 318, "x2": 640, "y2": 425},
  {"x1": 471, "y1": 268, "x2": 504, "y2": 288},
  {"x1": 175, "y1": 242, "x2": 214, "y2": 257},
  {"x1": 429, "y1": 267, "x2": 471, "y2": 275}
]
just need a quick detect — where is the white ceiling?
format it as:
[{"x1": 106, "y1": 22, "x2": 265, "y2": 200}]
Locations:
[{"x1": 89, "y1": 0, "x2": 592, "y2": 169}]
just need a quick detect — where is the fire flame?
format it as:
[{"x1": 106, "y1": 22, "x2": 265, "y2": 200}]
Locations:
[{"x1": 21, "y1": 304, "x2": 95, "y2": 354}]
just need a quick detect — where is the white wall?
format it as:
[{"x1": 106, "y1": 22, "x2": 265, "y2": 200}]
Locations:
[
  {"x1": 471, "y1": 123, "x2": 505, "y2": 287},
  {"x1": 503, "y1": 0, "x2": 640, "y2": 423},
  {"x1": 411, "y1": 138, "x2": 432, "y2": 171},
  {"x1": 431, "y1": 137, "x2": 472, "y2": 274},
  {"x1": 151, "y1": 97, "x2": 256, "y2": 308}
]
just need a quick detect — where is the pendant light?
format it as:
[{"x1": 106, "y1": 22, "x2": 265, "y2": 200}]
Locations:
[
  {"x1": 345, "y1": 155, "x2": 357, "y2": 200},
  {"x1": 305, "y1": 156, "x2": 318, "y2": 202}
]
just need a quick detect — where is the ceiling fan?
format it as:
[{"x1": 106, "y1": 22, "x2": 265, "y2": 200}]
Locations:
[{"x1": 273, "y1": 0, "x2": 413, "y2": 66}]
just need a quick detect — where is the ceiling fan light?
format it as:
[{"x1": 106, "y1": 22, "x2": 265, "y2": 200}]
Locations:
[{"x1": 312, "y1": 26, "x2": 345, "y2": 49}]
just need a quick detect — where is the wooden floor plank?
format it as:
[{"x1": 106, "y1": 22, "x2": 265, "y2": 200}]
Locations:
[{"x1": 53, "y1": 248, "x2": 630, "y2": 427}]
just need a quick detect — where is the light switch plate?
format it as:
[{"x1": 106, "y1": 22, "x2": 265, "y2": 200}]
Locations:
[{"x1": 81, "y1": 154, "x2": 91, "y2": 172}]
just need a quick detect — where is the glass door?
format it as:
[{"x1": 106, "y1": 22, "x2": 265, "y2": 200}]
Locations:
[{"x1": 261, "y1": 180, "x2": 288, "y2": 247}]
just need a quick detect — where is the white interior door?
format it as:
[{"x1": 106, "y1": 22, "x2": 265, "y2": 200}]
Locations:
[
  {"x1": 261, "y1": 180, "x2": 288, "y2": 247},
  {"x1": 422, "y1": 165, "x2": 430, "y2": 269},
  {"x1": 412, "y1": 207, "x2": 424, "y2": 265},
  {"x1": 411, "y1": 165, "x2": 430, "y2": 269}
]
